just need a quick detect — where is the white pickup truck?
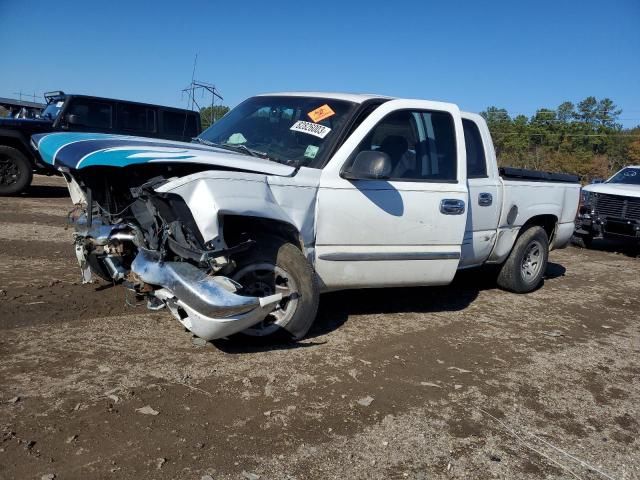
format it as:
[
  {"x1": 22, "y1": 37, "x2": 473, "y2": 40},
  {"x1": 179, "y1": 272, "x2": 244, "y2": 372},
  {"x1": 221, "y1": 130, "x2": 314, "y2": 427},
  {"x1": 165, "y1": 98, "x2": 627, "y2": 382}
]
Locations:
[
  {"x1": 575, "y1": 166, "x2": 640, "y2": 246},
  {"x1": 34, "y1": 92, "x2": 580, "y2": 342}
]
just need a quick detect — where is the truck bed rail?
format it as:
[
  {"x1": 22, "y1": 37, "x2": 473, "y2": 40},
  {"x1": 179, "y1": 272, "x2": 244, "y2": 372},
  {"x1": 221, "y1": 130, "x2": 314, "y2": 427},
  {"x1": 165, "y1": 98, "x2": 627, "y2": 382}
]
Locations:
[{"x1": 499, "y1": 167, "x2": 579, "y2": 184}]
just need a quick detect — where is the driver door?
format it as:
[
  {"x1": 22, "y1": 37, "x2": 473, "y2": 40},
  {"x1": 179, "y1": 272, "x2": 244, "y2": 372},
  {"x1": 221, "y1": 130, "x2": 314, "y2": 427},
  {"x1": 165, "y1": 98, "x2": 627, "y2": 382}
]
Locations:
[{"x1": 314, "y1": 99, "x2": 468, "y2": 290}]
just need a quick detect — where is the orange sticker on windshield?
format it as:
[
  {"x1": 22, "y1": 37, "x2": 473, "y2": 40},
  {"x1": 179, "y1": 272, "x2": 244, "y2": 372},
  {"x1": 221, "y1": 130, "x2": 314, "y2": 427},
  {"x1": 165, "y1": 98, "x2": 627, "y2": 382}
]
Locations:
[{"x1": 307, "y1": 104, "x2": 335, "y2": 123}]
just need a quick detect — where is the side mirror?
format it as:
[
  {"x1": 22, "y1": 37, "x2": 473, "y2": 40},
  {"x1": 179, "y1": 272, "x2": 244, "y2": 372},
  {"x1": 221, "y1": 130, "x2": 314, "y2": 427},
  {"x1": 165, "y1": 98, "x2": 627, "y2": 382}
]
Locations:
[
  {"x1": 66, "y1": 114, "x2": 82, "y2": 126},
  {"x1": 343, "y1": 150, "x2": 392, "y2": 180}
]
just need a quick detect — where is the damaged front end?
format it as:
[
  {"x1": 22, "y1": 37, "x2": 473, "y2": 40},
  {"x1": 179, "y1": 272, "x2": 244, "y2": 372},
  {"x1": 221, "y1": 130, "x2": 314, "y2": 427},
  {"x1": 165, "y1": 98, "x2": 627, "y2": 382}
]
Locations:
[
  {"x1": 72, "y1": 165, "x2": 291, "y2": 341},
  {"x1": 69, "y1": 174, "x2": 283, "y2": 340},
  {"x1": 30, "y1": 130, "x2": 295, "y2": 341}
]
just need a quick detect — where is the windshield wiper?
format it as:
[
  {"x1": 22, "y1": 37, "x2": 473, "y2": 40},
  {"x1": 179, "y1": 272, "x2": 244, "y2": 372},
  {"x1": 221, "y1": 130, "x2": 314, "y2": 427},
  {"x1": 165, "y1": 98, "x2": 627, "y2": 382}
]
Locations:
[
  {"x1": 192, "y1": 138, "x2": 271, "y2": 160},
  {"x1": 192, "y1": 137, "x2": 255, "y2": 156},
  {"x1": 227, "y1": 144, "x2": 258, "y2": 157},
  {"x1": 191, "y1": 137, "x2": 219, "y2": 148}
]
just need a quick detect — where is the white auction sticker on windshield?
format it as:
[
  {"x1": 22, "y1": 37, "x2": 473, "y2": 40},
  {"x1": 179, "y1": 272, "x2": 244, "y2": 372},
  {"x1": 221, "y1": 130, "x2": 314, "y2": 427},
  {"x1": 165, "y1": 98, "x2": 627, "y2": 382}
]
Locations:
[{"x1": 290, "y1": 120, "x2": 331, "y2": 139}]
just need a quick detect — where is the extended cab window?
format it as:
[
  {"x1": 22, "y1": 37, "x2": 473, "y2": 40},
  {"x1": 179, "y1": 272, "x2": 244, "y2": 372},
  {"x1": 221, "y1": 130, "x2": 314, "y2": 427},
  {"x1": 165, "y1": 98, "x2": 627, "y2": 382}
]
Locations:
[
  {"x1": 118, "y1": 103, "x2": 156, "y2": 133},
  {"x1": 67, "y1": 100, "x2": 112, "y2": 129},
  {"x1": 463, "y1": 119, "x2": 487, "y2": 178},
  {"x1": 349, "y1": 110, "x2": 457, "y2": 181}
]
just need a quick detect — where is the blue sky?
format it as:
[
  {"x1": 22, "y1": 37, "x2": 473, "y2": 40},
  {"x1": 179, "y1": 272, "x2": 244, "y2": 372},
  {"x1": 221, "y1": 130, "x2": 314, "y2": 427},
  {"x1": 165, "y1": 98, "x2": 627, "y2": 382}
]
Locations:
[{"x1": 1, "y1": 0, "x2": 639, "y2": 127}]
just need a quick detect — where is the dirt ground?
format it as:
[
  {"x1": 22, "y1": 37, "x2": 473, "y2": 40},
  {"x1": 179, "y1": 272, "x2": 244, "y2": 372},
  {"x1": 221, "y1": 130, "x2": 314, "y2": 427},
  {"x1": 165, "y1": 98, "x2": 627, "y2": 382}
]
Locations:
[{"x1": 0, "y1": 175, "x2": 638, "y2": 480}]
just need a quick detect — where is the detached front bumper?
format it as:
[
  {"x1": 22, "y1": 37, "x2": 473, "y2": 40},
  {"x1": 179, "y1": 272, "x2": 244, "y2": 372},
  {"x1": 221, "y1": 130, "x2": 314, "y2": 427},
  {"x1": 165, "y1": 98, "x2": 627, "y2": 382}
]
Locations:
[
  {"x1": 73, "y1": 222, "x2": 281, "y2": 340},
  {"x1": 131, "y1": 249, "x2": 282, "y2": 340}
]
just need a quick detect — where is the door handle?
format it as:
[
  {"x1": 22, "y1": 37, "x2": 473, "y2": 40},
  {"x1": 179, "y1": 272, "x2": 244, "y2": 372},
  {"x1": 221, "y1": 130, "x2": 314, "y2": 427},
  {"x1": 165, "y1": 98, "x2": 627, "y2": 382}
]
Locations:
[
  {"x1": 440, "y1": 199, "x2": 466, "y2": 215},
  {"x1": 478, "y1": 192, "x2": 493, "y2": 206}
]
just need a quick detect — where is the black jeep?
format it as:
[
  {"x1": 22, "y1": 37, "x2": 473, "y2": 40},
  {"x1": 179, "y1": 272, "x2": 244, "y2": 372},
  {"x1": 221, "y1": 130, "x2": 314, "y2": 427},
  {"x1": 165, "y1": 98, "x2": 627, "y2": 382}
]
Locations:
[{"x1": 0, "y1": 91, "x2": 201, "y2": 195}]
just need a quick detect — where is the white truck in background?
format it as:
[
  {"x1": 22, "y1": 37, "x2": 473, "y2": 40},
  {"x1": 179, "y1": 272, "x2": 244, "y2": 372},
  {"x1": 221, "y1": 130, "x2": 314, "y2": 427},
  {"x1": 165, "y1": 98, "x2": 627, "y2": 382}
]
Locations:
[
  {"x1": 34, "y1": 93, "x2": 581, "y2": 343},
  {"x1": 575, "y1": 166, "x2": 640, "y2": 246}
]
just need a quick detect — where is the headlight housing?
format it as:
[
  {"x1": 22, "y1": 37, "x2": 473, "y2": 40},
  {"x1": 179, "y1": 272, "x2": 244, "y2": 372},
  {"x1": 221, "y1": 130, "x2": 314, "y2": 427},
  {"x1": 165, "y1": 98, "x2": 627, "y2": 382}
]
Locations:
[{"x1": 579, "y1": 190, "x2": 596, "y2": 217}]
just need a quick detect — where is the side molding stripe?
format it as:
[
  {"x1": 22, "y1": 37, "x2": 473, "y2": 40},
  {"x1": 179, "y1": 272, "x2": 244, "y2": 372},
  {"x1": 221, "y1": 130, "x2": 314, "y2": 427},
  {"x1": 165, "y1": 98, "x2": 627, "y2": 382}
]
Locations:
[{"x1": 318, "y1": 251, "x2": 461, "y2": 261}]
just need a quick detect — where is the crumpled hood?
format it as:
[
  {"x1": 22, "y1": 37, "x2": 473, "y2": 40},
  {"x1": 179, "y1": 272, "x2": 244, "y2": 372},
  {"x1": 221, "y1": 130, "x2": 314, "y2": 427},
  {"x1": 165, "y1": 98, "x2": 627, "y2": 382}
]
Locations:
[
  {"x1": 32, "y1": 132, "x2": 296, "y2": 176},
  {"x1": 583, "y1": 181, "x2": 640, "y2": 198}
]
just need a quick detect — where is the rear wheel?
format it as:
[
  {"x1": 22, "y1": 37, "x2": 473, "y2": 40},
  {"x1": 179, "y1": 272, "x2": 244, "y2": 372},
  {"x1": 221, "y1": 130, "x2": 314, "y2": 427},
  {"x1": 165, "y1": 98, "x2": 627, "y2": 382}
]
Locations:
[
  {"x1": 230, "y1": 236, "x2": 319, "y2": 342},
  {"x1": 497, "y1": 226, "x2": 549, "y2": 293},
  {"x1": 0, "y1": 146, "x2": 33, "y2": 196}
]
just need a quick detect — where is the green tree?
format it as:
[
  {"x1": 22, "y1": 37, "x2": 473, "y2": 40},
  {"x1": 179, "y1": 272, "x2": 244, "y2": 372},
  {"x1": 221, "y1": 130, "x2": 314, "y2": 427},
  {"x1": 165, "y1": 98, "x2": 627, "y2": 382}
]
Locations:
[
  {"x1": 199, "y1": 105, "x2": 230, "y2": 130},
  {"x1": 627, "y1": 130, "x2": 640, "y2": 168},
  {"x1": 595, "y1": 98, "x2": 622, "y2": 129},
  {"x1": 575, "y1": 96, "x2": 599, "y2": 124},
  {"x1": 556, "y1": 102, "x2": 575, "y2": 122}
]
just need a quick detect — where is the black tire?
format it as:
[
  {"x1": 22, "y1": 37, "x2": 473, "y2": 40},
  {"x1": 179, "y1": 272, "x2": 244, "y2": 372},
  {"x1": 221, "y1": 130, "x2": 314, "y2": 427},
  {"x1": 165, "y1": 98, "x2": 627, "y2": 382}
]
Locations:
[
  {"x1": 497, "y1": 226, "x2": 549, "y2": 293},
  {"x1": 230, "y1": 236, "x2": 319, "y2": 342},
  {"x1": 0, "y1": 146, "x2": 33, "y2": 196}
]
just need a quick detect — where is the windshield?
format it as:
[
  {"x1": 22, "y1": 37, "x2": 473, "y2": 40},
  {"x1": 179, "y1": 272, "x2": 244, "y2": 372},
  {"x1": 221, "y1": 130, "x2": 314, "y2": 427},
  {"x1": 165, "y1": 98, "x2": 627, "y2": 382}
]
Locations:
[
  {"x1": 197, "y1": 96, "x2": 356, "y2": 168},
  {"x1": 40, "y1": 99, "x2": 66, "y2": 120},
  {"x1": 608, "y1": 167, "x2": 640, "y2": 185}
]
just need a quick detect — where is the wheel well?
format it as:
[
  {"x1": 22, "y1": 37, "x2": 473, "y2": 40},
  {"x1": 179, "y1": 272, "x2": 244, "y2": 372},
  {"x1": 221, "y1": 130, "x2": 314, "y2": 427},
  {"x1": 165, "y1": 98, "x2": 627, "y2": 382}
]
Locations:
[
  {"x1": 221, "y1": 215, "x2": 303, "y2": 250},
  {"x1": 0, "y1": 136, "x2": 33, "y2": 162},
  {"x1": 520, "y1": 214, "x2": 557, "y2": 241}
]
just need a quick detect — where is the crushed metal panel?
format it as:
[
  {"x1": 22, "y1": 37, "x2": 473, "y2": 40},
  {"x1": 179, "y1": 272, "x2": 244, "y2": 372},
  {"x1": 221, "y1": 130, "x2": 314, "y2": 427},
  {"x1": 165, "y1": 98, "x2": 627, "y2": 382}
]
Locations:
[{"x1": 157, "y1": 168, "x2": 321, "y2": 246}]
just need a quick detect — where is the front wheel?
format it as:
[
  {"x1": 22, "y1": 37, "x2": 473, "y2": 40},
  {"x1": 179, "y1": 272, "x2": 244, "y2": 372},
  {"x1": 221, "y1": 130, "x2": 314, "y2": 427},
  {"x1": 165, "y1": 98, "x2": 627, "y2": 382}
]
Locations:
[
  {"x1": 230, "y1": 236, "x2": 319, "y2": 342},
  {"x1": 497, "y1": 226, "x2": 549, "y2": 293},
  {"x1": 0, "y1": 146, "x2": 33, "y2": 196}
]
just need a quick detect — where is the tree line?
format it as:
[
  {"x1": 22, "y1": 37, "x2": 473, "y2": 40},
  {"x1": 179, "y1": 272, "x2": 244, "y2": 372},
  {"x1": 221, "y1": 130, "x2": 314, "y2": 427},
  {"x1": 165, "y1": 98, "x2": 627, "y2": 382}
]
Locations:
[{"x1": 481, "y1": 97, "x2": 640, "y2": 181}]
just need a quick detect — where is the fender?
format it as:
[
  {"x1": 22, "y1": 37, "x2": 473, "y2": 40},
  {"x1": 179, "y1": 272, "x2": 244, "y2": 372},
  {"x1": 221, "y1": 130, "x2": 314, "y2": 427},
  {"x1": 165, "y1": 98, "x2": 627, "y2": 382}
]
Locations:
[{"x1": 155, "y1": 169, "x2": 320, "y2": 248}]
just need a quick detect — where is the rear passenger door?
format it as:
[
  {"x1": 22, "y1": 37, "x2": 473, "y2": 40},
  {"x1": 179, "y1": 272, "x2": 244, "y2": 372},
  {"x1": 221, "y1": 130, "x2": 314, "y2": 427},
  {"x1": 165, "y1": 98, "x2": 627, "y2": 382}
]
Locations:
[{"x1": 459, "y1": 114, "x2": 502, "y2": 268}]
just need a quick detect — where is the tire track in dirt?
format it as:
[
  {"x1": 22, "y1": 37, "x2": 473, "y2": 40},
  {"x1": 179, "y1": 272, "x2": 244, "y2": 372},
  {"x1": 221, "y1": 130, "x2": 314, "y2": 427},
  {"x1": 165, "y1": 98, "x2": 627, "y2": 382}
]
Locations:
[
  {"x1": 0, "y1": 239, "x2": 75, "y2": 260},
  {"x1": 0, "y1": 281, "x2": 130, "y2": 330},
  {"x1": 0, "y1": 223, "x2": 71, "y2": 242},
  {"x1": 0, "y1": 255, "x2": 79, "y2": 289},
  {"x1": 0, "y1": 211, "x2": 68, "y2": 227}
]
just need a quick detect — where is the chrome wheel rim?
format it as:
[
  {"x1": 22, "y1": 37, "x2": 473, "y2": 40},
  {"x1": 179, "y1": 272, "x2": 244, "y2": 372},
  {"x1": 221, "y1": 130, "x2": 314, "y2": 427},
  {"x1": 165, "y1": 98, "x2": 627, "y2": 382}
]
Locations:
[
  {"x1": 521, "y1": 240, "x2": 544, "y2": 281},
  {"x1": 232, "y1": 262, "x2": 299, "y2": 336}
]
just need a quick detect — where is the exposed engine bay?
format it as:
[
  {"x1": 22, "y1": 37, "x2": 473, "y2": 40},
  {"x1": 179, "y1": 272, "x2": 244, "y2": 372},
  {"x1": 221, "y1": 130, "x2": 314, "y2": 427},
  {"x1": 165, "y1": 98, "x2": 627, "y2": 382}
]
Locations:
[{"x1": 67, "y1": 164, "x2": 288, "y2": 340}]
